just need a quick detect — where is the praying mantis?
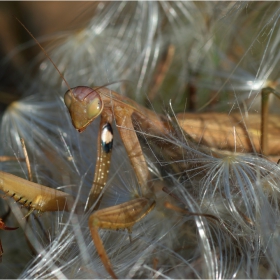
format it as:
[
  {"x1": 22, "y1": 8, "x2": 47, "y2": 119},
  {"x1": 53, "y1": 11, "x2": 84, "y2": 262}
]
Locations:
[
  {"x1": 1, "y1": 84, "x2": 279, "y2": 278},
  {"x1": 1, "y1": 19, "x2": 280, "y2": 279}
]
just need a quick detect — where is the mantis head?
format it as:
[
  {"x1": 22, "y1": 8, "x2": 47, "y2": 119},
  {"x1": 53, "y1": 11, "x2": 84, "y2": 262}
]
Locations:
[{"x1": 64, "y1": 86, "x2": 104, "y2": 132}]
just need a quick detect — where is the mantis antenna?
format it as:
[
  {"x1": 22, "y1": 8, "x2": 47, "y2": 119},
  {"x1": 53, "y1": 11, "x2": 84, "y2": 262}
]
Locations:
[
  {"x1": 16, "y1": 17, "x2": 134, "y2": 98},
  {"x1": 15, "y1": 17, "x2": 73, "y2": 94}
]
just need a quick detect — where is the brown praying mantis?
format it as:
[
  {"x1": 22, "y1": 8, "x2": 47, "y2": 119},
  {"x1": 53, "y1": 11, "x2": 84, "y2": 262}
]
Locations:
[
  {"x1": 1, "y1": 85, "x2": 279, "y2": 278},
  {"x1": 1, "y1": 19, "x2": 280, "y2": 279}
]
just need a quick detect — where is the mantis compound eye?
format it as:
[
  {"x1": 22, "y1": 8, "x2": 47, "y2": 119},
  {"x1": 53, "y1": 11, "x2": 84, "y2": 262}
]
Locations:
[
  {"x1": 86, "y1": 97, "x2": 102, "y2": 119},
  {"x1": 64, "y1": 91, "x2": 72, "y2": 108}
]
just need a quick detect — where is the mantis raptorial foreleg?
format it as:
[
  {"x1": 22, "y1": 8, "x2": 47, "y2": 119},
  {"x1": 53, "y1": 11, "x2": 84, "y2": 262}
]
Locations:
[
  {"x1": 0, "y1": 137, "x2": 75, "y2": 213},
  {"x1": 85, "y1": 113, "x2": 113, "y2": 211},
  {"x1": 0, "y1": 171, "x2": 75, "y2": 213}
]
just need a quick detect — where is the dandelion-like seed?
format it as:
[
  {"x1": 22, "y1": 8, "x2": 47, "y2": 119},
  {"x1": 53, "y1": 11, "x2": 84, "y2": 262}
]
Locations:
[{"x1": 1, "y1": 1, "x2": 280, "y2": 279}]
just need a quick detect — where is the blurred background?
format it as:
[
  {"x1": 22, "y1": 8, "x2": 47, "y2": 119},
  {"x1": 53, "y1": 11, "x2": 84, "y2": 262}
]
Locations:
[{"x1": 0, "y1": 2, "x2": 97, "y2": 111}]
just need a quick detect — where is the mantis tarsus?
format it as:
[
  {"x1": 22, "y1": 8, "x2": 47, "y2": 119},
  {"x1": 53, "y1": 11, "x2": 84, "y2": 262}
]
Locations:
[{"x1": 1, "y1": 18, "x2": 280, "y2": 279}]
